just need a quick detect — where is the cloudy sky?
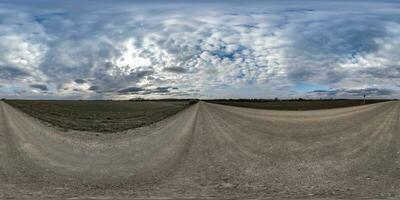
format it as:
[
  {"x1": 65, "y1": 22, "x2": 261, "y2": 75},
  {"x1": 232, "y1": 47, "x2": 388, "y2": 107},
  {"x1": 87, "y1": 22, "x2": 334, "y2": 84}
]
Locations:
[{"x1": 0, "y1": 0, "x2": 400, "y2": 99}]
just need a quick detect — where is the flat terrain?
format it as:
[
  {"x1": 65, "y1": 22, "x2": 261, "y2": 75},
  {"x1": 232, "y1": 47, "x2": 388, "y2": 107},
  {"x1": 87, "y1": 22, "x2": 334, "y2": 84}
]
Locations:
[
  {"x1": 207, "y1": 99, "x2": 388, "y2": 110},
  {"x1": 1, "y1": 100, "x2": 400, "y2": 199},
  {"x1": 5, "y1": 100, "x2": 189, "y2": 132}
]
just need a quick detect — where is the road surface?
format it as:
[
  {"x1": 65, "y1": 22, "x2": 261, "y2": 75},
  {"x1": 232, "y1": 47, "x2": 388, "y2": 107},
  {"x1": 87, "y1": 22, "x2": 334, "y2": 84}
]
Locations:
[{"x1": 0, "y1": 101, "x2": 400, "y2": 199}]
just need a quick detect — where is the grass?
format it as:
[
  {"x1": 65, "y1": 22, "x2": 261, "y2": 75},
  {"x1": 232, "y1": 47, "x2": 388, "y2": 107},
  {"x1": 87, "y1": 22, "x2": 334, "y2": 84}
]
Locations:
[
  {"x1": 206, "y1": 99, "x2": 390, "y2": 110},
  {"x1": 5, "y1": 100, "x2": 189, "y2": 132}
]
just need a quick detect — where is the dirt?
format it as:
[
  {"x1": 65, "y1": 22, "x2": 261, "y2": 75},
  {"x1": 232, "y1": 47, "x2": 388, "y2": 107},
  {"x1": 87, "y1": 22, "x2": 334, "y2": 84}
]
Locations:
[
  {"x1": 5, "y1": 100, "x2": 188, "y2": 132},
  {"x1": 1, "y1": 101, "x2": 400, "y2": 199},
  {"x1": 207, "y1": 99, "x2": 388, "y2": 110}
]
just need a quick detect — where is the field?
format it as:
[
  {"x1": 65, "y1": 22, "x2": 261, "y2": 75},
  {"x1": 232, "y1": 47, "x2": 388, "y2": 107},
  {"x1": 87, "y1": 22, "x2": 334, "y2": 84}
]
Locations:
[
  {"x1": 5, "y1": 100, "x2": 189, "y2": 132},
  {"x1": 207, "y1": 99, "x2": 388, "y2": 110}
]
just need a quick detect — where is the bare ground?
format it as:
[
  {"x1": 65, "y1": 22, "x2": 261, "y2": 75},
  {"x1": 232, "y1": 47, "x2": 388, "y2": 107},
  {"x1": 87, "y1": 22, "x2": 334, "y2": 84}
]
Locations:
[
  {"x1": 5, "y1": 100, "x2": 188, "y2": 132},
  {"x1": 1, "y1": 101, "x2": 400, "y2": 199}
]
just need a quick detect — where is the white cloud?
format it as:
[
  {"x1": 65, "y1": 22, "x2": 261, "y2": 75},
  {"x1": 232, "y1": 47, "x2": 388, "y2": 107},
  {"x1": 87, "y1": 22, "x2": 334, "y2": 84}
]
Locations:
[
  {"x1": 0, "y1": 1, "x2": 400, "y2": 99},
  {"x1": 0, "y1": 12, "x2": 49, "y2": 84}
]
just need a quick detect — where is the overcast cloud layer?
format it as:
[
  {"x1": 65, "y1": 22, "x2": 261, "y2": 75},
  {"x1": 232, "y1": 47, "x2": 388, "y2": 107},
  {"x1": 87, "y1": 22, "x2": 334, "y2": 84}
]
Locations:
[{"x1": 1, "y1": 0, "x2": 400, "y2": 99}]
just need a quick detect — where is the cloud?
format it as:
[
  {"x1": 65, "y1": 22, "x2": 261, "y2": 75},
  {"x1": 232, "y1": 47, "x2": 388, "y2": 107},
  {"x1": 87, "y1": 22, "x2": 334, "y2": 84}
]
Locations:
[
  {"x1": 145, "y1": 87, "x2": 176, "y2": 94},
  {"x1": 74, "y1": 79, "x2": 87, "y2": 84},
  {"x1": 308, "y1": 88, "x2": 394, "y2": 98},
  {"x1": 118, "y1": 87, "x2": 145, "y2": 94},
  {"x1": 148, "y1": 87, "x2": 170, "y2": 94},
  {"x1": 30, "y1": 84, "x2": 48, "y2": 91},
  {"x1": 163, "y1": 66, "x2": 187, "y2": 73},
  {"x1": 118, "y1": 86, "x2": 176, "y2": 95},
  {"x1": 0, "y1": 1, "x2": 399, "y2": 99},
  {"x1": 0, "y1": 66, "x2": 29, "y2": 79},
  {"x1": 88, "y1": 85, "x2": 99, "y2": 91}
]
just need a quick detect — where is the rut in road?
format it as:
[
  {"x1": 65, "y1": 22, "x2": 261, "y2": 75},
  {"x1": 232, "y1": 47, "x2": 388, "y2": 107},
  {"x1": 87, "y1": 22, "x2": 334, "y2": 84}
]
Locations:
[{"x1": 1, "y1": 101, "x2": 400, "y2": 199}]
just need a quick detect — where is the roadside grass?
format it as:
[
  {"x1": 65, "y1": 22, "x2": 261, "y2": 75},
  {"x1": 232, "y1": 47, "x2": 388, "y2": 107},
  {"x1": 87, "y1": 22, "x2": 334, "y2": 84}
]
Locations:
[
  {"x1": 5, "y1": 100, "x2": 189, "y2": 133},
  {"x1": 206, "y1": 99, "x2": 390, "y2": 110}
]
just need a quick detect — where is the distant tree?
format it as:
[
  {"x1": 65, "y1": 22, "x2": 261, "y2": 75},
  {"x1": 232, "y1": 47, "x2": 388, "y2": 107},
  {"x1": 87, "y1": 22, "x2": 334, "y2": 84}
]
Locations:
[{"x1": 189, "y1": 99, "x2": 199, "y2": 105}]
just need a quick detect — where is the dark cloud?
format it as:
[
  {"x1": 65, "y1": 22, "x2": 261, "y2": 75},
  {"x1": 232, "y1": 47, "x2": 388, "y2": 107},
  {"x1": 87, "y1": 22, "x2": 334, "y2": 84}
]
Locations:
[
  {"x1": 88, "y1": 67, "x2": 154, "y2": 95},
  {"x1": 0, "y1": 67, "x2": 29, "y2": 79},
  {"x1": 127, "y1": 70, "x2": 154, "y2": 80},
  {"x1": 163, "y1": 66, "x2": 187, "y2": 73},
  {"x1": 74, "y1": 79, "x2": 87, "y2": 84},
  {"x1": 309, "y1": 88, "x2": 394, "y2": 97},
  {"x1": 118, "y1": 87, "x2": 145, "y2": 94},
  {"x1": 144, "y1": 87, "x2": 172, "y2": 94},
  {"x1": 30, "y1": 84, "x2": 48, "y2": 91},
  {"x1": 118, "y1": 86, "x2": 176, "y2": 95},
  {"x1": 88, "y1": 85, "x2": 99, "y2": 91},
  {"x1": 152, "y1": 87, "x2": 178, "y2": 94}
]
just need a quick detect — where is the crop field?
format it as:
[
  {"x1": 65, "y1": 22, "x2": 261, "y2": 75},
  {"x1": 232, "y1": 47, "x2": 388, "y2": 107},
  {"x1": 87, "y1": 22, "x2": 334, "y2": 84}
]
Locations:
[
  {"x1": 207, "y1": 99, "x2": 389, "y2": 110},
  {"x1": 5, "y1": 100, "x2": 189, "y2": 132}
]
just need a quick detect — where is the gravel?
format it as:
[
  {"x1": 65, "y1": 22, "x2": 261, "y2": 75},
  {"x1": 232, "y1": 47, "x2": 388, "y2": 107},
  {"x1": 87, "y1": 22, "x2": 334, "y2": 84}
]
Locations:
[{"x1": 1, "y1": 101, "x2": 400, "y2": 199}]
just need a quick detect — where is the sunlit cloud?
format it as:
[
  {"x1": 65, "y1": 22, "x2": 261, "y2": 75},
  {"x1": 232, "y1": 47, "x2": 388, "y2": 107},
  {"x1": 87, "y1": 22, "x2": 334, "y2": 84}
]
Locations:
[{"x1": 0, "y1": 0, "x2": 400, "y2": 99}]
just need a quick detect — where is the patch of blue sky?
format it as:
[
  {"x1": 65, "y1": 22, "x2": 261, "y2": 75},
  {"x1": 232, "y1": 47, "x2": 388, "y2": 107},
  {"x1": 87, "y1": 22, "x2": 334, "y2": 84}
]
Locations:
[
  {"x1": 293, "y1": 83, "x2": 329, "y2": 93},
  {"x1": 0, "y1": 84, "x2": 26, "y2": 94}
]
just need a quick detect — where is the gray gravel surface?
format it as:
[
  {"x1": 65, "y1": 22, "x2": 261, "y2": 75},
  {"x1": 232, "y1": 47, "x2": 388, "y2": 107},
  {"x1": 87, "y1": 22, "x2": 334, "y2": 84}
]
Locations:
[{"x1": 1, "y1": 101, "x2": 400, "y2": 199}]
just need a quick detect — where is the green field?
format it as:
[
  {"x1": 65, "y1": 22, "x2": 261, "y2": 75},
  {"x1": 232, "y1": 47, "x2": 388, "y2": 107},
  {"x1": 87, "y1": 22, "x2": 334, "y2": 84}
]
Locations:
[
  {"x1": 5, "y1": 100, "x2": 189, "y2": 132},
  {"x1": 206, "y1": 99, "x2": 389, "y2": 110}
]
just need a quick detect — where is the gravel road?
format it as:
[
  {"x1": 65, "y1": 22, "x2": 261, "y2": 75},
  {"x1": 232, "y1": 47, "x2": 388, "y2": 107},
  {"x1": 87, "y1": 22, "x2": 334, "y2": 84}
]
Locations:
[{"x1": 1, "y1": 101, "x2": 400, "y2": 199}]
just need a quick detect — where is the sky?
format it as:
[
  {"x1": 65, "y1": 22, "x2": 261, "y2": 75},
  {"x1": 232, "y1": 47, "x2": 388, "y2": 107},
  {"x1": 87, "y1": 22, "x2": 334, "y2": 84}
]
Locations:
[{"x1": 0, "y1": 0, "x2": 400, "y2": 99}]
